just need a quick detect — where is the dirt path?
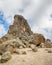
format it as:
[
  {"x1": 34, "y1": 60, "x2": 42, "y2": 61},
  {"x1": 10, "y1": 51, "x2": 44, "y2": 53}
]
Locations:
[{"x1": 0, "y1": 48, "x2": 52, "y2": 65}]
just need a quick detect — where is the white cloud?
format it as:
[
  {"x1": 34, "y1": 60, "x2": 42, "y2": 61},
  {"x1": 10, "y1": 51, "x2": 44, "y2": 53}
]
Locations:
[
  {"x1": 32, "y1": 26, "x2": 47, "y2": 38},
  {"x1": 0, "y1": 24, "x2": 6, "y2": 38}
]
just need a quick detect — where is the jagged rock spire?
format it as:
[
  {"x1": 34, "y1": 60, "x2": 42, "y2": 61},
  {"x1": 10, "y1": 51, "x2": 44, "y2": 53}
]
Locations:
[{"x1": 8, "y1": 15, "x2": 32, "y2": 36}]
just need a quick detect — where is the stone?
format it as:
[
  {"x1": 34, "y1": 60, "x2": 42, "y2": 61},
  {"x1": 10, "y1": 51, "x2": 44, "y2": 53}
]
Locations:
[
  {"x1": 0, "y1": 51, "x2": 11, "y2": 63},
  {"x1": 7, "y1": 45, "x2": 15, "y2": 54},
  {"x1": 19, "y1": 46, "x2": 23, "y2": 49},
  {"x1": 14, "y1": 48, "x2": 26, "y2": 55},
  {"x1": 40, "y1": 43, "x2": 45, "y2": 48},
  {"x1": 30, "y1": 44, "x2": 38, "y2": 52},
  {"x1": 0, "y1": 36, "x2": 8, "y2": 44},
  {"x1": 0, "y1": 44, "x2": 8, "y2": 55},
  {"x1": 16, "y1": 37, "x2": 25, "y2": 47},
  {"x1": 22, "y1": 40, "x2": 29, "y2": 47}
]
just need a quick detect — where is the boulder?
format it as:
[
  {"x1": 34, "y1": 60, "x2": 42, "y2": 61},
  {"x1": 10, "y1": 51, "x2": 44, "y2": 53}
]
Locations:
[
  {"x1": 7, "y1": 45, "x2": 15, "y2": 54},
  {"x1": 33, "y1": 33, "x2": 45, "y2": 46},
  {"x1": 40, "y1": 43, "x2": 45, "y2": 48},
  {"x1": 0, "y1": 51, "x2": 11, "y2": 63},
  {"x1": 0, "y1": 44, "x2": 8, "y2": 55},
  {"x1": 30, "y1": 44, "x2": 38, "y2": 52}
]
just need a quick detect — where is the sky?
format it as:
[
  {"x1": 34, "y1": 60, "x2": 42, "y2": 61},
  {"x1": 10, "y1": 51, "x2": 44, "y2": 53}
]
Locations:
[{"x1": 0, "y1": 0, "x2": 52, "y2": 41}]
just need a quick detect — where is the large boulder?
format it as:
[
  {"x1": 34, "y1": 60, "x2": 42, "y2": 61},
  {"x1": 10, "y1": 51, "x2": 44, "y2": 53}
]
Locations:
[{"x1": 33, "y1": 33, "x2": 45, "y2": 46}]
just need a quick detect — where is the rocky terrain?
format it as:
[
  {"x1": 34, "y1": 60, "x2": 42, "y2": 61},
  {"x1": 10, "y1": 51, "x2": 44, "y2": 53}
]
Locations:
[{"x1": 0, "y1": 15, "x2": 52, "y2": 65}]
